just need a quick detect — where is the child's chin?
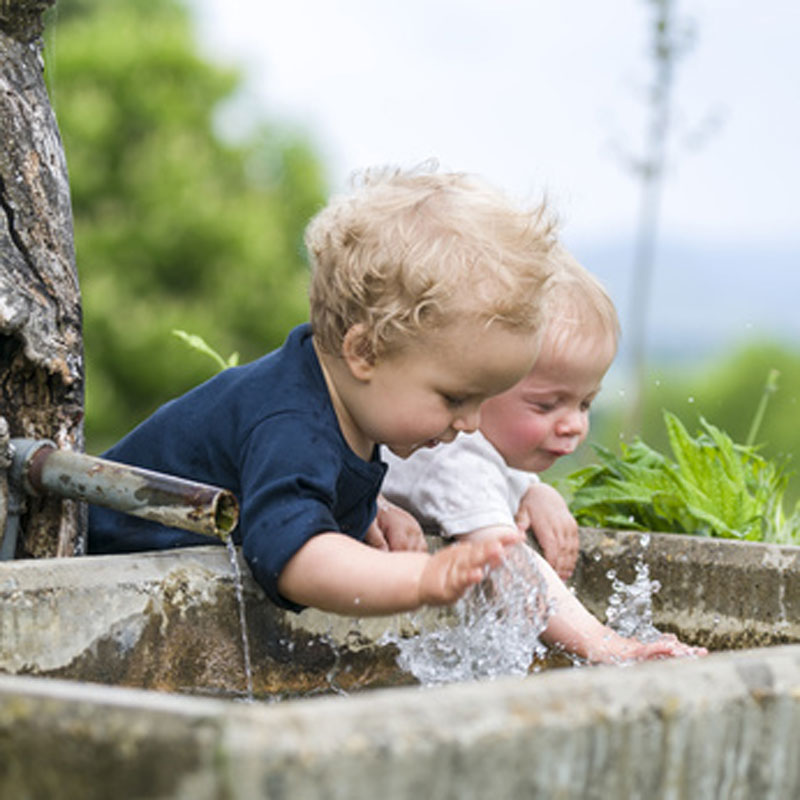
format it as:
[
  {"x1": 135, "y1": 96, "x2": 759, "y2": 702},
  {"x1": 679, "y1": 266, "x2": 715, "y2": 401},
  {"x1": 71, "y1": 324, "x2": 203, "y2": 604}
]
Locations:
[
  {"x1": 386, "y1": 444, "x2": 415, "y2": 459},
  {"x1": 388, "y1": 439, "x2": 439, "y2": 458},
  {"x1": 527, "y1": 453, "x2": 559, "y2": 472}
]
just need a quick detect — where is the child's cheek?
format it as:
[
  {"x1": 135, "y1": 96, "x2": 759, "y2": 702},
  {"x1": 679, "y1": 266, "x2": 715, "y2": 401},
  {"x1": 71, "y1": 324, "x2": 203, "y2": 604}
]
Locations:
[{"x1": 509, "y1": 415, "x2": 550, "y2": 454}]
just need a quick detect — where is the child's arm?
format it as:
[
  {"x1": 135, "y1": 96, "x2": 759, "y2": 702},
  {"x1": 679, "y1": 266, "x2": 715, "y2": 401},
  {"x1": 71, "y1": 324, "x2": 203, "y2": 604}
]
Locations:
[
  {"x1": 515, "y1": 482, "x2": 579, "y2": 581},
  {"x1": 364, "y1": 496, "x2": 428, "y2": 552},
  {"x1": 465, "y1": 527, "x2": 705, "y2": 663},
  {"x1": 277, "y1": 530, "x2": 523, "y2": 616},
  {"x1": 523, "y1": 546, "x2": 706, "y2": 662}
]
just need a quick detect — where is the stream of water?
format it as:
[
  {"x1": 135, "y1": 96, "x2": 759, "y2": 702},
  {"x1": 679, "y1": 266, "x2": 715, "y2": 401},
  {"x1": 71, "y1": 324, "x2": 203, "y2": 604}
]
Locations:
[{"x1": 225, "y1": 538, "x2": 254, "y2": 702}]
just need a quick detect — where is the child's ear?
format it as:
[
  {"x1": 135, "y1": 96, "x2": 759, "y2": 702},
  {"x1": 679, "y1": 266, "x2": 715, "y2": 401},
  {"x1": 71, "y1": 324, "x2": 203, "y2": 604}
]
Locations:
[{"x1": 341, "y1": 324, "x2": 377, "y2": 380}]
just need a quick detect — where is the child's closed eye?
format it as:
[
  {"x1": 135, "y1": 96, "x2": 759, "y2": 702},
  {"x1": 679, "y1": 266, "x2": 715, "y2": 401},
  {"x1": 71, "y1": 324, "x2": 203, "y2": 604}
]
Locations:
[
  {"x1": 442, "y1": 393, "x2": 468, "y2": 408},
  {"x1": 522, "y1": 393, "x2": 558, "y2": 413}
]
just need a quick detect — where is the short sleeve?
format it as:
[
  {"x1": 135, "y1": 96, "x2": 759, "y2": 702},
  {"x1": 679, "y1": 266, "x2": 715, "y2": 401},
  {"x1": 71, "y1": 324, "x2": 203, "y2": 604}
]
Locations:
[
  {"x1": 237, "y1": 414, "x2": 350, "y2": 610},
  {"x1": 382, "y1": 433, "x2": 530, "y2": 537}
]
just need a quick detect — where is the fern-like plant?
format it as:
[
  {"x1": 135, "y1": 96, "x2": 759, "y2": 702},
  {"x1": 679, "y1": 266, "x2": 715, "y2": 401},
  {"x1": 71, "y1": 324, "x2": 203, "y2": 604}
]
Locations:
[{"x1": 567, "y1": 410, "x2": 800, "y2": 544}]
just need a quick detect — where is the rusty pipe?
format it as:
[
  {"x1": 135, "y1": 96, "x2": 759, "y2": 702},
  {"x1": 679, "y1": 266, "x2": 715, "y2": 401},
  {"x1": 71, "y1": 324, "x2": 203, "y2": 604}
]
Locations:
[{"x1": 10, "y1": 439, "x2": 238, "y2": 540}]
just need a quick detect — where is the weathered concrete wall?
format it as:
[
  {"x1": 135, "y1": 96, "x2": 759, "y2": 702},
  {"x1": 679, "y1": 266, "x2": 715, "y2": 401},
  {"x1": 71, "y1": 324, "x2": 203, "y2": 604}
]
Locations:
[
  {"x1": 575, "y1": 528, "x2": 800, "y2": 650},
  {"x1": 2, "y1": 646, "x2": 800, "y2": 799},
  {"x1": 0, "y1": 545, "x2": 425, "y2": 697},
  {"x1": 2, "y1": 529, "x2": 799, "y2": 696},
  {"x1": 2, "y1": 529, "x2": 800, "y2": 797}
]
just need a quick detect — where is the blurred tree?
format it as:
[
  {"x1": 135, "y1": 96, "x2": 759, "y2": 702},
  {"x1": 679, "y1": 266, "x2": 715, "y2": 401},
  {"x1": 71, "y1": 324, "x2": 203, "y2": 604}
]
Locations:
[
  {"x1": 616, "y1": 2, "x2": 719, "y2": 438},
  {"x1": 622, "y1": 0, "x2": 691, "y2": 437},
  {"x1": 44, "y1": 0, "x2": 327, "y2": 451}
]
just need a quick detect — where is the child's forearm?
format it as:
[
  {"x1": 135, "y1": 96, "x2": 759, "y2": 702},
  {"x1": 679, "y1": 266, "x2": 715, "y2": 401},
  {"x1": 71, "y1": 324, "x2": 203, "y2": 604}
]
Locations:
[
  {"x1": 528, "y1": 548, "x2": 626, "y2": 661},
  {"x1": 278, "y1": 530, "x2": 519, "y2": 616},
  {"x1": 277, "y1": 532, "x2": 431, "y2": 615}
]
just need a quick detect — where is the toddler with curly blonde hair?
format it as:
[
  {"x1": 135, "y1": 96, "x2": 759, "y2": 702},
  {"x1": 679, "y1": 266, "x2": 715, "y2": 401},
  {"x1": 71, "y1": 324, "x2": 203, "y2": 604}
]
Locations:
[{"x1": 90, "y1": 165, "x2": 558, "y2": 616}]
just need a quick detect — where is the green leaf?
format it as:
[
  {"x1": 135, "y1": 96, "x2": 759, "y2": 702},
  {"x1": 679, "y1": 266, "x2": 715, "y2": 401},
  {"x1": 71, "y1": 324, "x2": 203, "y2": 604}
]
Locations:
[
  {"x1": 172, "y1": 330, "x2": 237, "y2": 373},
  {"x1": 567, "y1": 408, "x2": 800, "y2": 544}
]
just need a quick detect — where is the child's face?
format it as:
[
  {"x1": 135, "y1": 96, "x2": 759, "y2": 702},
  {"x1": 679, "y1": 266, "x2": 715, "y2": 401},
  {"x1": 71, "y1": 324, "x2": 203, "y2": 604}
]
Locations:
[
  {"x1": 479, "y1": 331, "x2": 616, "y2": 473},
  {"x1": 353, "y1": 321, "x2": 539, "y2": 459}
]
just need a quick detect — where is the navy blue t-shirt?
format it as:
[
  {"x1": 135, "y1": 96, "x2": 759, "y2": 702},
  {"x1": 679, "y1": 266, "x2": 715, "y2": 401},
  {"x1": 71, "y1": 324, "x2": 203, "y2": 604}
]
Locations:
[{"x1": 88, "y1": 324, "x2": 387, "y2": 611}]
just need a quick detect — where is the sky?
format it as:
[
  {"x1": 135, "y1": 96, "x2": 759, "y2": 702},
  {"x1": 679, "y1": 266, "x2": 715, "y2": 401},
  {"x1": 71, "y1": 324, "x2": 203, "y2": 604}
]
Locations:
[{"x1": 188, "y1": 0, "x2": 800, "y2": 373}]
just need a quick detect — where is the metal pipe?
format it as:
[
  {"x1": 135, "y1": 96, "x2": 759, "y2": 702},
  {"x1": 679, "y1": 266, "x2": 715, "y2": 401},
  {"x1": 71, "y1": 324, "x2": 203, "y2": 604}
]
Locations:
[{"x1": 9, "y1": 439, "x2": 238, "y2": 541}]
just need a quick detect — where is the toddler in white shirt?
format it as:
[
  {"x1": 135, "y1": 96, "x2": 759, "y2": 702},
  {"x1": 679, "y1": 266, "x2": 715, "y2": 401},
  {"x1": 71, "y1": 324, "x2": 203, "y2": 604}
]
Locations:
[{"x1": 382, "y1": 251, "x2": 706, "y2": 663}]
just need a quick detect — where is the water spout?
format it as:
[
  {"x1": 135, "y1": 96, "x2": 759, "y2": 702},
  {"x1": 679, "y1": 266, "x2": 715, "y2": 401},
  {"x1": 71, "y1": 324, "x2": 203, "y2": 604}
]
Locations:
[{"x1": 3, "y1": 438, "x2": 238, "y2": 558}]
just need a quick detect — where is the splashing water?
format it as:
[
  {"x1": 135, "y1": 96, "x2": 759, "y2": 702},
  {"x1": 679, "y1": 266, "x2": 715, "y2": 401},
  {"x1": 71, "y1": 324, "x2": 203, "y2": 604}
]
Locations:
[
  {"x1": 605, "y1": 537, "x2": 663, "y2": 643},
  {"x1": 383, "y1": 545, "x2": 552, "y2": 686}
]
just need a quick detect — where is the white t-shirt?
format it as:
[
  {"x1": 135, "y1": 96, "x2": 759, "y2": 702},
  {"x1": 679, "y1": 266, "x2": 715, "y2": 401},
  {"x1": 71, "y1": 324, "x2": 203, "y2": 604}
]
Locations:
[{"x1": 381, "y1": 431, "x2": 539, "y2": 537}]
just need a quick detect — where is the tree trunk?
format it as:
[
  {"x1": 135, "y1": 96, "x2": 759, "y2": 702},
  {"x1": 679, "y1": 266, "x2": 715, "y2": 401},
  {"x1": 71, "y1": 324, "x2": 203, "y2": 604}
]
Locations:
[{"x1": 0, "y1": 0, "x2": 85, "y2": 557}]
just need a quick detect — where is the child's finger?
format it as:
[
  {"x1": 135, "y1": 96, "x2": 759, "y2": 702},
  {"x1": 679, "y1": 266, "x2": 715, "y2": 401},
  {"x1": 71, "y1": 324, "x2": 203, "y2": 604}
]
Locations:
[
  {"x1": 640, "y1": 638, "x2": 707, "y2": 660},
  {"x1": 454, "y1": 541, "x2": 501, "y2": 580},
  {"x1": 446, "y1": 548, "x2": 489, "y2": 593},
  {"x1": 514, "y1": 506, "x2": 531, "y2": 534},
  {"x1": 494, "y1": 530, "x2": 525, "y2": 549},
  {"x1": 472, "y1": 537, "x2": 519, "y2": 573},
  {"x1": 364, "y1": 524, "x2": 389, "y2": 551}
]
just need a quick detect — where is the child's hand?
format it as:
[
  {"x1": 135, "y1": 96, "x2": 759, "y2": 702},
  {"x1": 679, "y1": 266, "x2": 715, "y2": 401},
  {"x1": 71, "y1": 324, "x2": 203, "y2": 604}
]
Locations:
[
  {"x1": 620, "y1": 633, "x2": 708, "y2": 662},
  {"x1": 515, "y1": 482, "x2": 578, "y2": 581},
  {"x1": 365, "y1": 496, "x2": 428, "y2": 552},
  {"x1": 591, "y1": 632, "x2": 708, "y2": 664},
  {"x1": 418, "y1": 531, "x2": 523, "y2": 606}
]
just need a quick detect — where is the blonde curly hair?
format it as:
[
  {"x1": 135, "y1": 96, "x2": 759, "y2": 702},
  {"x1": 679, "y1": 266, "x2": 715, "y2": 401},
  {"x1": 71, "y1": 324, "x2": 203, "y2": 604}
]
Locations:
[{"x1": 305, "y1": 165, "x2": 558, "y2": 360}]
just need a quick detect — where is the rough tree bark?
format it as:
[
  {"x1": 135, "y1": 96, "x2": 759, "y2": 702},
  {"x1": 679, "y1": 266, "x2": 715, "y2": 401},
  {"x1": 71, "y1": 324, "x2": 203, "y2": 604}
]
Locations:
[{"x1": 0, "y1": 0, "x2": 85, "y2": 557}]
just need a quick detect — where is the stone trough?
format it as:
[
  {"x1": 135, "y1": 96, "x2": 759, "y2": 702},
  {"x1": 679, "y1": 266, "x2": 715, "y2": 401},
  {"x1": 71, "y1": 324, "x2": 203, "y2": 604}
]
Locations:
[{"x1": 2, "y1": 528, "x2": 800, "y2": 798}]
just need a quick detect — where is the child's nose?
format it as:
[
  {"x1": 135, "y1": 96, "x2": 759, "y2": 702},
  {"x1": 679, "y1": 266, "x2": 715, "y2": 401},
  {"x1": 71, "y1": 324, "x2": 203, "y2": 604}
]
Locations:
[
  {"x1": 556, "y1": 409, "x2": 587, "y2": 438},
  {"x1": 453, "y1": 405, "x2": 481, "y2": 434}
]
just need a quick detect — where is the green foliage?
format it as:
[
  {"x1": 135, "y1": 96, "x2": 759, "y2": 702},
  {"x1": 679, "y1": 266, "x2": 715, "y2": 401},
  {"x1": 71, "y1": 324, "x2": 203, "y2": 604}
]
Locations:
[
  {"x1": 171, "y1": 330, "x2": 238, "y2": 372},
  {"x1": 568, "y1": 410, "x2": 800, "y2": 544},
  {"x1": 634, "y1": 342, "x2": 800, "y2": 506},
  {"x1": 45, "y1": 0, "x2": 327, "y2": 450}
]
